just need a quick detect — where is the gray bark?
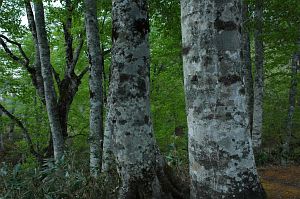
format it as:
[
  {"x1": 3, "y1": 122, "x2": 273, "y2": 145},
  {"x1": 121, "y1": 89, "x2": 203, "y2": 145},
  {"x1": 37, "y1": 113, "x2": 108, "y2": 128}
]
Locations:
[
  {"x1": 253, "y1": 0, "x2": 264, "y2": 150},
  {"x1": 33, "y1": 1, "x2": 64, "y2": 160},
  {"x1": 242, "y1": 1, "x2": 254, "y2": 137},
  {"x1": 105, "y1": 2, "x2": 189, "y2": 198},
  {"x1": 24, "y1": 0, "x2": 45, "y2": 103},
  {"x1": 180, "y1": 0, "x2": 266, "y2": 198},
  {"x1": 0, "y1": 109, "x2": 4, "y2": 152},
  {"x1": 282, "y1": 51, "x2": 299, "y2": 163},
  {"x1": 84, "y1": 0, "x2": 104, "y2": 177},
  {"x1": 108, "y1": 1, "x2": 159, "y2": 197}
]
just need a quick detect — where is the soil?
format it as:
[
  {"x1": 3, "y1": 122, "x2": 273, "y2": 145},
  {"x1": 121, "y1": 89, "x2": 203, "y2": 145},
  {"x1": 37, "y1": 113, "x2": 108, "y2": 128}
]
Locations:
[{"x1": 258, "y1": 166, "x2": 300, "y2": 199}]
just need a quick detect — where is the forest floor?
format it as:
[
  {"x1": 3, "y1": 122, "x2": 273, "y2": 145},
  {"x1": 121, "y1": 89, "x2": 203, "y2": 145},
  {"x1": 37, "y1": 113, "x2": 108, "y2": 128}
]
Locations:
[{"x1": 258, "y1": 165, "x2": 300, "y2": 199}]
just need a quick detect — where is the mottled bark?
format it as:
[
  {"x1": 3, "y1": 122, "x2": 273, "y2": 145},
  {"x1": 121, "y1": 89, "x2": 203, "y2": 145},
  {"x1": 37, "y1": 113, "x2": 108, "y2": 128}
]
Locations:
[
  {"x1": 282, "y1": 52, "x2": 299, "y2": 164},
  {"x1": 105, "y1": 1, "x2": 189, "y2": 198},
  {"x1": 84, "y1": 0, "x2": 104, "y2": 177},
  {"x1": 253, "y1": 0, "x2": 264, "y2": 150},
  {"x1": 242, "y1": 1, "x2": 254, "y2": 137},
  {"x1": 180, "y1": 0, "x2": 266, "y2": 198},
  {"x1": 33, "y1": 1, "x2": 64, "y2": 160},
  {"x1": 108, "y1": 1, "x2": 158, "y2": 197}
]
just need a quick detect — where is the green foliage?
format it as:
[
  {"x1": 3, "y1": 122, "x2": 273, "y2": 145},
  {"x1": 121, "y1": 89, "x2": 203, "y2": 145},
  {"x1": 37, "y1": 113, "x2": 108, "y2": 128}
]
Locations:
[{"x1": 0, "y1": 154, "x2": 119, "y2": 199}]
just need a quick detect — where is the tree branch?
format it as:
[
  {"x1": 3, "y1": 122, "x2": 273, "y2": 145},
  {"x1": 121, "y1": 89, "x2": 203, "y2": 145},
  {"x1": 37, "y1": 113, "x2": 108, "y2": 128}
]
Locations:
[
  {"x1": 63, "y1": 0, "x2": 74, "y2": 73},
  {"x1": 78, "y1": 65, "x2": 89, "y2": 80},
  {"x1": 0, "y1": 34, "x2": 30, "y2": 65},
  {"x1": 69, "y1": 34, "x2": 84, "y2": 74},
  {"x1": 51, "y1": 65, "x2": 61, "y2": 86},
  {"x1": 0, "y1": 103, "x2": 43, "y2": 162}
]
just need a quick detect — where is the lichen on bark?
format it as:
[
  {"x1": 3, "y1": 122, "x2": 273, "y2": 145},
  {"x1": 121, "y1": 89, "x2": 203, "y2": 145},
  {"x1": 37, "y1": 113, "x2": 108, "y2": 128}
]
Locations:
[{"x1": 181, "y1": 0, "x2": 266, "y2": 198}]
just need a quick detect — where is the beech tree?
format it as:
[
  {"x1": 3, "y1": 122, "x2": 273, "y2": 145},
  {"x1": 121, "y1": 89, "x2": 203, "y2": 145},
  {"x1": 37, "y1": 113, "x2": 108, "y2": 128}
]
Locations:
[
  {"x1": 282, "y1": 45, "x2": 299, "y2": 163},
  {"x1": 105, "y1": 0, "x2": 159, "y2": 197},
  {"x1": 84, "y1": 0, "x2": 104, "y2": 177},
  {"x1": 242, "y1": 1, "x2": 254, "y2": 137},
  {"x1": 104, "y1": 0, "x2": 188, "y2": 198},
  {"x1": 33, "y1": 0, "x2": 64, "y2": 160},
  {"x1": 180, "y1": 0, "x2": 266, "y2": 198},
  {"x1": 253, "y1": 0, "x2": 264, "y2": 150}
]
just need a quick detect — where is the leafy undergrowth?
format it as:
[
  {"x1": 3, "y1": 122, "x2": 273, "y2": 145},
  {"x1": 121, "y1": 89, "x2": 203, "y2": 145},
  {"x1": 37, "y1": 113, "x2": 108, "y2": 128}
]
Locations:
[{"x1": 258, "y1": 165, "x2": 300, "y2": 199}]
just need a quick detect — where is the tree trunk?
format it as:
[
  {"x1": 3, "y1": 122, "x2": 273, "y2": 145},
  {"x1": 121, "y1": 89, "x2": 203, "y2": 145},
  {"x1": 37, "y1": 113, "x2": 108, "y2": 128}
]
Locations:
[
  {"x1": 24, "y1": 0, "x2": 45, "y2": 103},
  {"x1": 282, "y1": 51, "x2": 299, "y2": 164},
  {"x1": 84, "y1": 0, "x2": 104, "y2": 177},
  {"x1": 104, "y1": 1, "x2": 189, "y2": 198},
  {"x1": 180, "y1": 0, "x2": 266, "y2": 198},
  {"x1": 108, "y1": 1, "x2": 158, "y2": 197},
  {"x1": 33, "y1": 1, "x2": 64, "y2": 160},
  {"x1": 253, "y1": 0, "x2": 264, "y2": 151},
  {"x1": 242, "y1": 1, "x2": 254, "y2": 137},
  {"x1": 0, "y1": 109, "x2": 4, "y2": 152}
]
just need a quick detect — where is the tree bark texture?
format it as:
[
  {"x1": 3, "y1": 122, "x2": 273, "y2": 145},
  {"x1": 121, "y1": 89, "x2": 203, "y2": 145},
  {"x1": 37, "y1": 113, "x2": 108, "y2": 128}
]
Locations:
[
  {"x1": 253, "y1": 0, "x2": 264, "y2": 150},
  {"x1": 107, "y1": 1, "x2": 159, "y2": 198},
  {"x1": 242, "y1": 1, "x2": 254, "y2": 137},
  {"x1": 24, "y1": 0, "x2": 45, "y2": 103},
  {"x1": 282, "y1": 51, "x2": 299, "y2": 163},
  {"x1": 84, "y1": 0, "x2": 104, "y2": 177},
  {"x1": 180, "y1": 0, "x2": 266, "y2": 198},
  {"x1": 33, "y1": 1, "x2": 64, "y2": 160}
]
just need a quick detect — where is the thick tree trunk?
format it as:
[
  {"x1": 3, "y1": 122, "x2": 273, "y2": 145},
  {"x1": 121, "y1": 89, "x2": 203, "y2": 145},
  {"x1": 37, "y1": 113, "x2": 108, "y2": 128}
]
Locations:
[
  {"x1": 104, "y1": 1, "x2": 189, "y2": 198},
  {"x1": 84, "y1": 0, "x2": 104, "y2": 177},
  {"x1": 180, "y1": 0, "x2": 266, "y2": 198},
  {"x1": 108, "y1": 1, "x2": 158, "y2": 197},
  {"x1": 33, "y1": 1, "x2": 64, "y2": 160},
  {"x1": 282, "y1": 52, "x2": 299, "y2": 164},
  {"x1": 253, "y1": 0, "x2": 264, "y2": 151},
  {"x1": 242, "y1": 1, "x2": 254, "y2": 137}
]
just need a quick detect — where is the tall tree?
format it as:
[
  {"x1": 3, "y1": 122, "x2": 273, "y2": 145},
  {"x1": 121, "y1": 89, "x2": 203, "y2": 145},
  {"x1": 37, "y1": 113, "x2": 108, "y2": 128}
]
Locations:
[
  {"x1": 106, "y1": 0, "x2": 158, "y2": 197},
  {"x1": 242, "y1": 1, "x2": 254, "y2": 137},
  {"x1": 253, "y1": 0, "x2": 264, "y2": 150},
  {"x1": 104, "y1": 1, "x2": 188, "y2": 198},
  {"x1": 0, "y1": 108, "x2": 4, "y2": 152},
  {"x1": 84, "y1": 0, "x2": 104, "y2": 177},
  {"x1": 33, "y1": 0, "x2": 64, "y2": 160},
  {"x1": 180, "y1": 0, "x2": 266, "y2": 198},
  {"x1": 282, "y1": 44, "x2": 299, "y2": 163}
]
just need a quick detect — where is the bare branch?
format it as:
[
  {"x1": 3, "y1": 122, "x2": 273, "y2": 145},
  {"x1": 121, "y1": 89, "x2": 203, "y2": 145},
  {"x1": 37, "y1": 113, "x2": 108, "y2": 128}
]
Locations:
[
  {"x1": 78, "y1": 65, "x2": 89, "y2": 80},
  {"x1": 0, "y1": 103, "x2": 42, "y2": 161},
  {"x1": 51, "y1": 65, "x2": 61, "y2": 86},
  {"x1": 69, "y1": 34, "x2": 84, "y2": 74},
  {"x1": 0, "y1": 34, "x2": 30, "y2": 65}
]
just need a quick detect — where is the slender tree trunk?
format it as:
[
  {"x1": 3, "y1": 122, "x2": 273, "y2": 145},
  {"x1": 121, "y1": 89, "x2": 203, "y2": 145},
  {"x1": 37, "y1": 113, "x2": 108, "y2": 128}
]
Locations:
[
  {"x1": 242, "y1": 1, "x2": 254, "y2": 137},
  {"x1": 253, "y1": 0, "x2": 264, "y2": 151},
  {"x1": 282, "y1": 51, "x2": 299, "y2": 164},
  {"x1": 33, "y1": 1, "x2": 64, "y2": 160},
  {"x1": 8, "y1": 107, "x2": 15, "y2": 141},
  {"x1": 24, "y1": 0, "x2": 45, "y2": 103},
  {"x1": 84, "y1": 0, "x2": 104, "y2": 177},
  {"x1": 0, "y1": 109, "x2": 4, "y2": 152},
  {"x1": 180, "y1": 0, "x2": 266, "y2": 198}
]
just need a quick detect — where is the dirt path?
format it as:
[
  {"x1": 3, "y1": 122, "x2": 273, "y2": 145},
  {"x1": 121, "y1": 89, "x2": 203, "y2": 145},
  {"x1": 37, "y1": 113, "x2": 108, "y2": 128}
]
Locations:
[{"x1": 259, "y1": 166, "x2": 300, "y2": 199}]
